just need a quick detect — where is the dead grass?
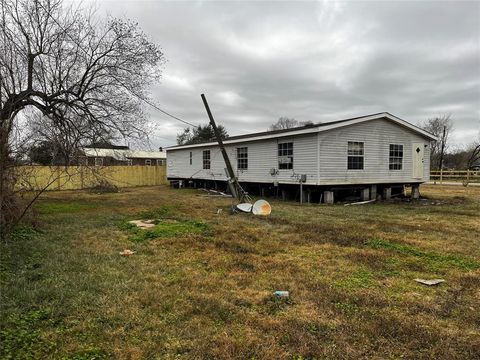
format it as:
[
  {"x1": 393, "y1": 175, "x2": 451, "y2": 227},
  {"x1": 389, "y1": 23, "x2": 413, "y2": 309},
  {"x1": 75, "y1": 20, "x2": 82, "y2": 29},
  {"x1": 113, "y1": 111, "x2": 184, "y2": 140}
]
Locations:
[{"x1": 1, "y1": 184, "x2": 479, "y2": 359}]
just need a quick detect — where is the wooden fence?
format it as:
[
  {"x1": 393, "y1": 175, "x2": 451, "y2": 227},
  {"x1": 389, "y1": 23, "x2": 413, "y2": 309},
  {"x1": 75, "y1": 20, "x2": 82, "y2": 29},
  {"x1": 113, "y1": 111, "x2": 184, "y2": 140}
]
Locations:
[
  {"x1": 430, "y1": 170, "x2": 480, "y2": 184},
  {"x1": 15, "y1": 165, "x2": 168, "y2": 191}
]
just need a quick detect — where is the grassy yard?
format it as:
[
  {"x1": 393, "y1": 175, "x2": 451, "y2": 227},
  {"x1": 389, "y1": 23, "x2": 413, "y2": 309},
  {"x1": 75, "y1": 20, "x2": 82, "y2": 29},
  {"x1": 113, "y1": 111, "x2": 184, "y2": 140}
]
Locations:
[{"x1": 1, "y1": 184, "x2": 479, "y2": 359}]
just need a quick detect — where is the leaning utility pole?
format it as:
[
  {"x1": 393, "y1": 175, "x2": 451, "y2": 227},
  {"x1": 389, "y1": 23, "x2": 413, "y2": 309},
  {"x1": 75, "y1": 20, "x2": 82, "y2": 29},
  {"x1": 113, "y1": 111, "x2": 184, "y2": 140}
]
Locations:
[{"x1": 201, "y1": 94, "x2": 240, "y2": 200}]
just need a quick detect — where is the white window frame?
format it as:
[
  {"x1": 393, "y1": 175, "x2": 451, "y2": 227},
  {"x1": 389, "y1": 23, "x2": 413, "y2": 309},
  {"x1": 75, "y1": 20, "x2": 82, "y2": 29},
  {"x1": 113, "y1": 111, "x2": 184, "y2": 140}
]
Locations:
[
  {"x1": 278, "y1": 142, "x2": 293, "y2": 170},
  {"x1": 145, "y1": 159, "x2": 152, "y2": 166},
  {"x1": 237, "y1": 147, "x2": 248, "y2": 170},
  {"x1": 347, "y1": 141, "x2": 364, "y2": 170},
  {"x1": 389, "y1": 144, "x2": 403, "y2": 170},
  {"x1": 127, "y1": 159, "x2": 133, "y2": 166},
  {"x1": 203, "y1": 150, "x2": 211, "y2": 169},
  {"x1": 156, "y1": 159, "x2": 165, "y2": 166},
  {"x1": 94, "y1": 157, "x2": 103, "y2": 167}
]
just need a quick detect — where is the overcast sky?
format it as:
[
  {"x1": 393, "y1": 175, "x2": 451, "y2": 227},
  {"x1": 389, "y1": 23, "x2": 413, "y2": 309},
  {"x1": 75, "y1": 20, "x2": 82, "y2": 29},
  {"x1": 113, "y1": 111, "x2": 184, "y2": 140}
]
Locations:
[{"x1": 94, "y1": 0, "x2": 480, "y2": 149}]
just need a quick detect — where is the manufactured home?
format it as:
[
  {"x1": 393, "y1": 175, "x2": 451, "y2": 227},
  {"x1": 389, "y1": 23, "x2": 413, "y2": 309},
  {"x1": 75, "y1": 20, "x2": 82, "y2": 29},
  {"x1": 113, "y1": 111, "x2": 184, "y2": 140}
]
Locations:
[{"x1": 166, "y1": 112, "x2": 437, "y2": 203}]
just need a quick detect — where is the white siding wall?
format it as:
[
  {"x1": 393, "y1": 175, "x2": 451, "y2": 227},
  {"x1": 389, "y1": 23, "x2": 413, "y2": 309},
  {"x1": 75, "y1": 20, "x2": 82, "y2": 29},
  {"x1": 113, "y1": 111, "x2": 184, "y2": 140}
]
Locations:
[
  {"x1": 167, "y1": 118, "x2": 432, "y2": 185},
  {"x1": 167, "y1": 134, "x2": 319, "y2": 184},
  {"x1": 318, "y1": 119, "x2": 431, "y2": 184}
]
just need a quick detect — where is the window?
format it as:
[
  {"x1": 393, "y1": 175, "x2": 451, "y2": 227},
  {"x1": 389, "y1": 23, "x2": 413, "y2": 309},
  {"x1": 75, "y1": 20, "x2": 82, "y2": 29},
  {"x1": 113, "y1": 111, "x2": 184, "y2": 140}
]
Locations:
[
  {"x1": 94, "y1": 157, "x2": 103, "y2": 166},
  {"x1": 237, "y1": 147, "x2": 248, "y2": 170},
  {"x1": 203, "y1": 150, "x2": 210, "y2": 169},
  {"x1": 389, "y1": 144, "x2": 403, "y2": 170},
  {"x1": 145, "y1": 159, "x2": 152, "y2": 166},
  {"x1": 189, "y1": 151, "x2": 192, "y2": 165},
  {"x1": 127, "y1": 159, "x2": 133, "y2": 166},
  {"x1": 347, "y1": 141, "x2": 364, "y2": 170},
  {"x1": 278, "y1": 142, "x2": 293, "y2": 169},
  {"x1": 156, "y1": 159, "x2": 165, "y2": 166}
]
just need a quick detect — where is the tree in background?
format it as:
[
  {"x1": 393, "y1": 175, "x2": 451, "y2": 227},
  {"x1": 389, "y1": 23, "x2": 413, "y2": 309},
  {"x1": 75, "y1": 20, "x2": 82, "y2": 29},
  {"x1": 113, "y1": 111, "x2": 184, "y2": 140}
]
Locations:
[
  {"x1": 268, "y1": 117, "x2": 314, "y2": 131},
  {"x1": 420, "y1": 115, "x2": 453, "y2": 169},
  {"x1": 27, "y1": 141, "x2": 57, "y2": 165},
  {"x1": 440, "y1": 135, "x2": 478, "y2": 170},
  {"x1": 177, "y1": 124, "x2": 228, "y2": 145},
  {"x1": 466, "y1": 137, "x2": 480, "y2": 169},
  {"x1": 0, "y1": 0, "x2": 164, "y2": 238}
]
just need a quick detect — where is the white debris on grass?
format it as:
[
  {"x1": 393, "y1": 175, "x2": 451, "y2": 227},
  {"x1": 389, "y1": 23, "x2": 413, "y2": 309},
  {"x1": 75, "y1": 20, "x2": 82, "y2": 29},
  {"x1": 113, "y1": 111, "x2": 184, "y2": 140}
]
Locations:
[
  {"x1": 128, "y1": 220, "x2": 156, "y2": 229},
  {"x1": 414, "y1": 278, "x2": 445, "y2": 286},
  {"x1": 236, "y1": 203, "x2": 253, "y2": 212},
  {"x1": 119, "y1": 249, "x2": 135, "y2": 256}
]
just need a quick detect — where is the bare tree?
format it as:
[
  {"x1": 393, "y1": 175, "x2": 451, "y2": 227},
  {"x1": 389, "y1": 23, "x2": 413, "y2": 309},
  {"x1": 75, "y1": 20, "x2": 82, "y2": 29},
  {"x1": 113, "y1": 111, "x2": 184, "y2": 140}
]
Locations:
[
  {"x1": 466, "y1": 138, "x2": 480, "y2": 169},
  {"x1": 420, "y1": 114, "x2": 453, "y2": 169},
  {"x1": 0, "y1": 0, "x2": 164, "y2": 237},
  {"x1": 268, "y1": 117, "x2": 314, "y2": 131}
]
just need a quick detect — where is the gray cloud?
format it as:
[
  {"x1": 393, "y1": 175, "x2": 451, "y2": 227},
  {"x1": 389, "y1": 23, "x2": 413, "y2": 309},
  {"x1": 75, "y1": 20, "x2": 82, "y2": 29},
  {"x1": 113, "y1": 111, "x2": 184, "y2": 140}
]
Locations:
[{"x1": 95, "y1": 0, "x2": 480, "y2": 148}]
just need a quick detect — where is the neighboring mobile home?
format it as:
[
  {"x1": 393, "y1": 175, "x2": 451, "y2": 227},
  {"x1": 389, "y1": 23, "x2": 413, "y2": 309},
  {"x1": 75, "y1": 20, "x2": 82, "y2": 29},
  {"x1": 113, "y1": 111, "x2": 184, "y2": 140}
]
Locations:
[{"x1": 166, "y1": 112, "x2": 437, "y2": 202}]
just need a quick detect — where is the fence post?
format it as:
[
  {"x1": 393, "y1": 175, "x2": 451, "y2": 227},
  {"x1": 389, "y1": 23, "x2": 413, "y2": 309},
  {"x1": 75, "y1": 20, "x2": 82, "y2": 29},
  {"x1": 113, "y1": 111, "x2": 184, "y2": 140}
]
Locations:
[
  {"x1": 80, "y1": 165, "x2": 84, "y2": 189},
  {"x1": 56, "y1": 166, "x2": 61, "y2": 190}
]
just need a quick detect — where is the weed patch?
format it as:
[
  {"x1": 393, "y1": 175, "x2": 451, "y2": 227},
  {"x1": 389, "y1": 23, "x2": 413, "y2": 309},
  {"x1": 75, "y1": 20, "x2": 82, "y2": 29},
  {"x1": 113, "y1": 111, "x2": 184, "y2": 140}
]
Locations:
[
  {"x1": 6, "y1": 225, "x2": 38, "y2": 242},
  {"x1": 89, "y1": 179, "x2": 119, "y2": 194},
  {"x1": 120, "y1": 205, "x2": 209, "y2": 241},
  {"x1": 61, "y1": 347, "x2": 110, "y2": 360},
  {"x1": 365, "y1": 238, "x2": 480, "y2": 271},
  {"x1": 120, "y1": 218, "x2": 209, "y2": 242},
  {"x1": 137, "y1": 205, "x2": 176, "y2": 219},
  {"x1": 261, "y1": 294, "x2": 295, "y2": 315},
  {"x1": 0, "y1": 309, "x2": 55, "y2": 359},
  {"x1": 334, "y1": 301, "x2": 360, "y2": 317},
  {"x1": 36, "y1": 201, "x2": 96, "y2": 215},
  {"x1": 334, "y1": 268, "x2": 374, "y2": 290}
]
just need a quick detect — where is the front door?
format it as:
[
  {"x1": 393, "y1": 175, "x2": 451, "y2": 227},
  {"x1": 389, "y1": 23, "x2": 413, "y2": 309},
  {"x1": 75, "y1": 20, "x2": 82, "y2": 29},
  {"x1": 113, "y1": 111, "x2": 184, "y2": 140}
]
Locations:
[{"x1": 412, "y1": 143, "x2": 424, "y2": 179}]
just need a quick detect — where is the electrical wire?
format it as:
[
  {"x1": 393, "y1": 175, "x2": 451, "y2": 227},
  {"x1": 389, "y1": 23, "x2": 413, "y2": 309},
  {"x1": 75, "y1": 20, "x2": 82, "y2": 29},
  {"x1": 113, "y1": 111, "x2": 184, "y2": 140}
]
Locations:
[{"x1": 130, "y1": 93, "x2": 196, "y2": 127}]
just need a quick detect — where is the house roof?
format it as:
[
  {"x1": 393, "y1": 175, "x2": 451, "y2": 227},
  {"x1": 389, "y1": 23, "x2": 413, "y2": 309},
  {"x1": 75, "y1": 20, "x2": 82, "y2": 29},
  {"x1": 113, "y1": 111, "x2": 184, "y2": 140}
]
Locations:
[
  {"x1": 84, "y1": 143, "x2": 129, "y2": 150},
  {"x1": 166, "y1": 112, "x2": 438, "y2": 151},
  {"x1": 83, "y1": 148, "x2": 166, "y2": 160}
]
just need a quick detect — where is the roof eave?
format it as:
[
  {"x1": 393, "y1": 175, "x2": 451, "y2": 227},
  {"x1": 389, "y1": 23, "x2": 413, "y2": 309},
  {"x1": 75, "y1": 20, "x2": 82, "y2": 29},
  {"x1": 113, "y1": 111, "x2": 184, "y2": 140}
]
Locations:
[{"x1": 166, "y1": 112, "x2": 438, "y2": 151}]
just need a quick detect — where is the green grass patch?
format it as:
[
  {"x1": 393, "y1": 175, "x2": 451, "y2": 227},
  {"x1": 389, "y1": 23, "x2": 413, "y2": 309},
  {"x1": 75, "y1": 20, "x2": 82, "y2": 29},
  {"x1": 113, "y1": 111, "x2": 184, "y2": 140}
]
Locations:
[
  {"x1": 6, "y1": 225, "x2": 39, "y2": 242},
  {"x1": 365, "y1": 238, "x2": 480, "y2": 271},
  {"x1": 120, "y1": 218, "x2": 209, "y2": 242},
  {"x1": 120, "y1": 205, "x2": 209, "y2": 241},
  {"x1": 36, "y1": 201, "x2": 96, "y2": 215},
  {"x1": 334, "y1": 301, "x2": 360, "y2": 317},
  {"x1": 0, "y1": 309, "x2": 55, "y2": 359},
  {"x1": 61, "y1": 347, "x2": 110, "y2": 360},
  {"x1": 334, "y1": 268, "x2": 374, "y2": 290}
]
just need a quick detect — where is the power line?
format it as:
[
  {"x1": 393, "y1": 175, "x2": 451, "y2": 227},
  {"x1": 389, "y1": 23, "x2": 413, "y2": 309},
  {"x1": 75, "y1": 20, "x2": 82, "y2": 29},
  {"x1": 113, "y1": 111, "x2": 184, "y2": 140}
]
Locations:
[
  {"x1": 130, "y1": 93, "x2": 196, "y2": 127},
  {"x1": 35, "y1": 1, "x2": 197, "y2": 128}
]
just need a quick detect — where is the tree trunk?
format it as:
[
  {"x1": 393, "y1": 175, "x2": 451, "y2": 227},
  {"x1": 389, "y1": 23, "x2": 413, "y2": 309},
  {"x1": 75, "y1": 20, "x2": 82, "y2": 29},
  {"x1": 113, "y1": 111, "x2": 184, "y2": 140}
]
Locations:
[{"x1": 0, "y1": 114, "x2": 14, "y2": 239}]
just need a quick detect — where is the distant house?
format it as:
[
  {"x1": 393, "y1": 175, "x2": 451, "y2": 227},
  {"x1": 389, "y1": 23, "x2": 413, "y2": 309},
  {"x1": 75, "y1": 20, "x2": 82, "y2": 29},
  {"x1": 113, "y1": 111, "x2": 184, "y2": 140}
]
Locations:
[
  {"x1": 166, "y1": 112, "x2": 437, "y2": 202},
  {"x1": 80, "y1": 144, "x2": 166, "y2": 166}
]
